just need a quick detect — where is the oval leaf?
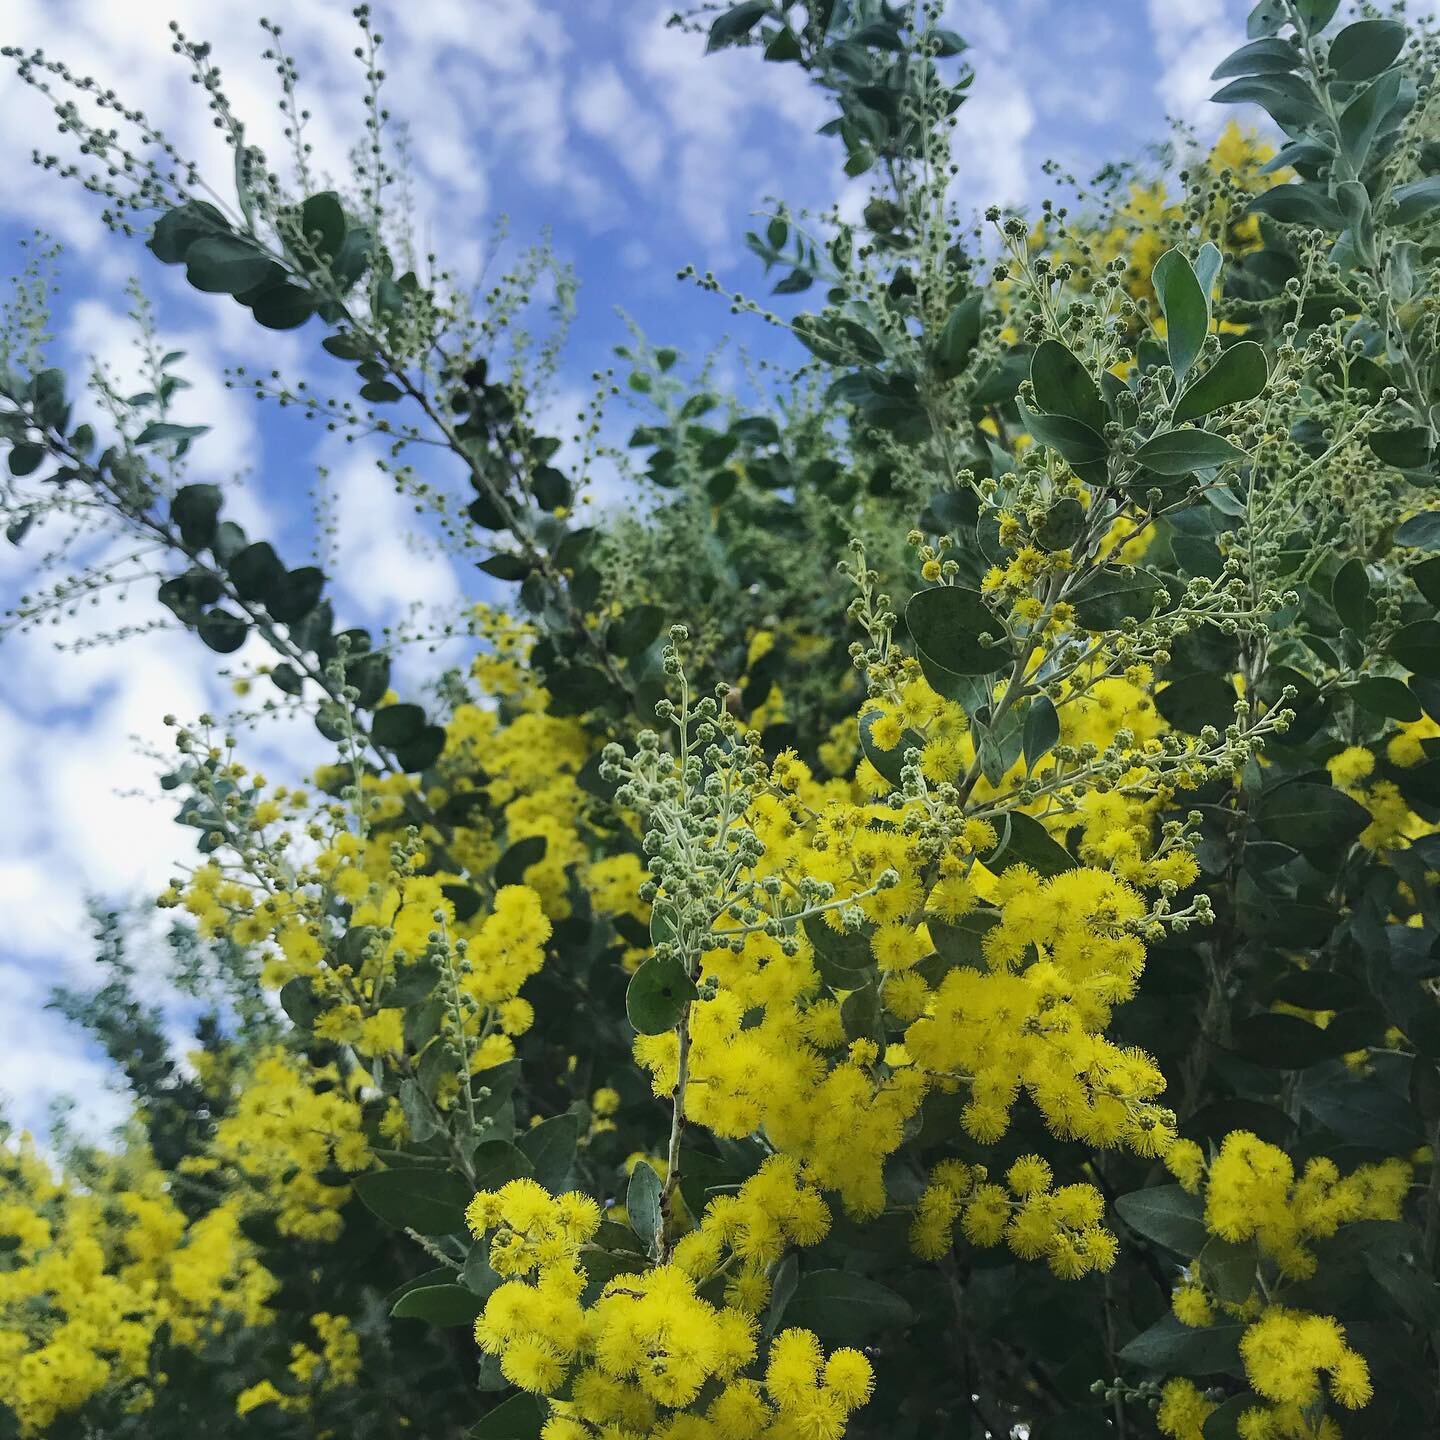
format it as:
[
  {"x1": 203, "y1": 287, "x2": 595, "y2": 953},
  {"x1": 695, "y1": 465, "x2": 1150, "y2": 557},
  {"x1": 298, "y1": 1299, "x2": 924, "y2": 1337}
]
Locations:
[
  {"x1": 1173, "y1": 342, "x2": 1268, "y2": 423},
  {"x1": 1134, "y1": 429, "x2": 1246, "y2": 476}
]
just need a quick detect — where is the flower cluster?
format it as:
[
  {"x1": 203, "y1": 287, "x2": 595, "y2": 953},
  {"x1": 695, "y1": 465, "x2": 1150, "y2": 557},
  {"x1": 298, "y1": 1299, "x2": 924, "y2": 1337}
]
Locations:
[
  {"x1": 910, "y1": 1155, "x2": 1117, "y2": 1278},
  {"x1": 0, "y1": 1135, "x2": 275, "y2": 1436},
  {"x1": 1154, "y1": 1131, "x2": 1410, "y2": 1439},
  {"x1": 466, "y1": 1172, "x2": 871, "y2": 1438}
]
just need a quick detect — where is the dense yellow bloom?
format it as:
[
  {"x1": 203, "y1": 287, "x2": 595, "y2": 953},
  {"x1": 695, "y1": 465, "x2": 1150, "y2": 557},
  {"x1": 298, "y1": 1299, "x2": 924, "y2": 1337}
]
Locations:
[
  {"x1": 1204, "y1": 1131, "x2": 1407, "y2": 1279},
  {"x1": 196, "y1": 1048, "x2": 372, "y2": 1242},
  {"x1": 1240, "y1": 1306, "x2": 1372, "y2": 1410},
  {"x1": 0, "y1": 1134, "x2": 275, "y2": 1436}
]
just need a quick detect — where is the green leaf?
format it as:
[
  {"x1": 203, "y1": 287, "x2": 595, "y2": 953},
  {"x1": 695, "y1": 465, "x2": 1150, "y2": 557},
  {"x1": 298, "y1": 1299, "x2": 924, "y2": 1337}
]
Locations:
[
  {"x1": 781, "y1": 1270, "x2": 915, "y2": 1343},
  {"x1": 764, "y1": 1251, "x2": 799, "y2": 1338},
  {"x1": 1134, "y1": 429, "x2": 1246, "y2": 475},
  {"x1": 1035, "y1": 496, "x2": 1085, "y2": 551},
  {"x1": 1030, "y1": 339, "x2": 1104, "y2": 432},
  {"x1": 267, "y1": 566, "x2": 324, "y2": 624},
  {"x1": 1370, "y1": 427, "x2": 1431, "y2": 469},
  {"x1": 1395, "y1": 512, "x2": 1440, "y2": 551},
  {"x1": 472, "y1": 1141, "x2": 533, "y2": 1191},
  {"x1": 496, "y1": 835, "x2": 547, "y2": 887},
  {"x1": 171, "y1": 483, "x2": 222, "y2": 549},
  {"x1": 1296, "y1": 0, "x2": 1341, "y2": 29},
  {"x1": 6, "y1": 444, "x2": 44, "y2": 477},
  {"x1": 228, "y1": 541, "x2": 285, "y2": 602},
  {"x1": 706, "y1": 1, "x2": 768, "y2": 51},
  {"x1": 184, "y1": 234, "x2": 275, "y2": 295},
  {"x1": 1022, "y1": 695, "x2": 1059, "y2": 768},
  {"x1": 400, "y1": 1077, "x2": 441, "y2": 1142},
  {"x1": 1330, "y1": 556, "x2": 1370, "y2": 630},
  {"x1": 1019, "y1": 404, "x2": 1108, "y2": 481},
  {"x1": 1156, "y1": 673, "x2": 1236, "y2": 733},
  {"x1": 196, "y1": 608, "x2": 248, "y2": 654},
  {"x1": 625, "y1": 956, "x2": 697, "y2": 1035},
  {"x1": 1366, "y1": 1250, "x2": 1440, "y2": 1328},
  {"x1": 1299, "y1": 1075, "x2": 1422, "y2": 1151},
  {"x1": 1153, "y1": 249, "x2": 1208, "y2": 382},
  {"x1": 352, "y1": 1167, "x2": 471, "y2": 1235},
  {"x1": 390, "y1": 1283, "x2": 485, "y2": 1327},
  {"x1": 1193, "y1": 242, "x2": 1224, "y2": 300},
  {"x1": 841, "y1": 981, "x2": 883, "y2": 1045},
  {"x1": 1211, "y1": 38, "x2": 1300, "y2": 79},
  {"x1": 1119, "y1": 1314, "x2": 1245, "y2": 1375},
  {"x1": 517, "y1": 1113, "x2": 579, "y2": 1191},
  {"x1": 1392, "y1": 620, "x2": 1440, "y2": 678},
  {"x1": 470, "y1": 1392, "x2": 547, "y2": 1439},
  {"x1": 298, "y1": 190, "x2": 347, "y2": 259},
  {"x1": 1202, "y1": 1392, "x2": 1263, "y2": 1440},
  {"x1": 1199, "y1": 1237, "x2": 1257, "y2": 1305},
  {"x1": 250, "y1": 283, "x2": 316, "y2": 330},
  {"x1": 1392, "y1": 176, "x2": 1440, "y2": 225},
  {"x1": 933, "y1": 294, "x2": 983, "y2": 379},
  {"x1": 905, "y1": 586, "x2": 1007, "y2": 678},
  {"x1": 1329, "y1": 19, "x2": 1405, "y2": 82},
  {"x1": 1338, "y1": 68, "x2": 1401, "y2": 173},
  {"x1": 546, "y1": 664, "x2": 612, "y2": 716},
  {"x1": 392, "y1": 724, "x2": 447, "y2": 773},
  {"x1": 1231, "y1": 1012, "x2": 1361, "y2": 1069},
  {"x1": 148, "y1": 199, "x2": 230, "y2": 265},
  {"x1": 1070, "y1": 567, "x2": 1165, "y2": 630},
  {"x1": 1210, "y1": 73, "x2": 1324, "y2": 129},
  {"x1": 985, "y1": 811, "x2": 1077, "y2": 877},
  {"x1": 1411, "y1": 557, "x2": 1440, "y2": 607},
  {"x1": 802, "y1": 913, "x2": 875, "y2": 989},
  {"x1": 609, "y1": 603, "x2": 664, "y2": 659},
  {"x1": 1247, "y1": 184, "x2": 1345, "y2": 228},
  {"x1": 1246, "y1": 0, "x2": 1286, "y2": 38},
  {"x1": 858, "y1": 709, "x2": 923, "y2": 788},
  {"x1": 627, "y1": 1161, "x2": 662, "y2": 1250},
  {"x1": 1345, "y1": 677, "x2": 1422, "y2": 722},
  {"x1": 134, "y1": 420, "x2": 210, "y2": 452},
  {"x1": 478, "y1": 553, "x2": 532, "y2": 582},
  {"x1": 279, "y1": 976, "x2": 321, "y2": 1030},
  {"x1": 1255, "y1": 781, "x2": 1369, "y2": 854},
  {"x1": 1114, "y1": 1185, "x2": 1207, "y2": 1255},
  {"x1": 360, "y1": 379, "x2": 403, "y2": 404},
  {"x1": 1173, "y1": 342, "x2": 1268, "y2": 422},
  {"x1": 371, "y1": 703, "x2": 428, "y2": 748}
]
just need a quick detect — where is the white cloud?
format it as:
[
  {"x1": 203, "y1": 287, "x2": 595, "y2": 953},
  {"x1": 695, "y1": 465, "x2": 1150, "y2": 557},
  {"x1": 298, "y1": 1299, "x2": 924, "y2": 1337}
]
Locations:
[
  {"x1": 573, "y1": 64, "x2": 664, "y2": 186},
  {"x1": 626, "y1": 2, "x2": 831, "y2": 255},
  {"x1": 1145, "y1": 0, "x2": 1249, "y2": 130}
]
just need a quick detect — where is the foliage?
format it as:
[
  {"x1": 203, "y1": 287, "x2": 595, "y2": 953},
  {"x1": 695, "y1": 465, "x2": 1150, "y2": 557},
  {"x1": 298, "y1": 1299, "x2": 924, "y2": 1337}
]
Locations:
[{"x1": 2, "y1": 2, "x2": 1440, "y2": 1438}]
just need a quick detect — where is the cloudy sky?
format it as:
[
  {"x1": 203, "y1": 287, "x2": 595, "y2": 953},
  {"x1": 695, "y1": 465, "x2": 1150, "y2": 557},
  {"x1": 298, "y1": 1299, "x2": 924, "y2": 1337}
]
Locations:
[{"x1": 0, "y1": 0, "x2": 1259, "y2": 1137}]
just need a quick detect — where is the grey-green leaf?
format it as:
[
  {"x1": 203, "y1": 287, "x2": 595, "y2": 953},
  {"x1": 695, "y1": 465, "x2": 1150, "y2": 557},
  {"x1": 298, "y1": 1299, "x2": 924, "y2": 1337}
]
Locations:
[
  {"x1": 627, "y1": 1160, "x2": 662, "y2": 1251},
  {"x1": 1152, "y1": 249, "x2": 1208, "y2": 382},
  {"x1": 1134, "y1": 429, "x2": 1246, "y2": 476},
  {"x1": 905, "y1": 586, "x2": 1008, "y2": 678},
  {"x1": 1115, "y1": 1184, "x2": 1207, "y2": 1255},
  {"x1": 390, "y1": 1283, "x2": 484, "y2": 1327},
  {"x1": 1392, "y1": 177, "x2": 1440, "y2": 225},
  {"x1": 1395, "y1": 512, "x2": 1440, "y2": 551},
  {"x1": 625, "y1": 955, "x2": 697, "y2": 1035},
  {"x1": 517, "y1": 1113, "x2": 580, "y2": 1191},
  {"x1": 1173, "y1": 342, "x2": 1268, "y2": 423},
  {"x1": 1329, "y1": 19, "x2": 1405, "y2": 82},
  {"x1": 1030, "y1": 339, "x2": 1105, "y2": 433},
  {"x1": 781, "y1": 1270, "x2": 915, "y2": 1343},
  {"x1": 1022, "y1": 695, "x2": 1059, "y2": 768}
]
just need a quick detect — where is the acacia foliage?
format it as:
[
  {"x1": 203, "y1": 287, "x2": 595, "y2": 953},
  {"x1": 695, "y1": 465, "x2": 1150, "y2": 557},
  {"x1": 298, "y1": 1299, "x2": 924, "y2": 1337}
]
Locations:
[{"x1": 2, "y1": 3, "x2": 1440, "y2": 1439}]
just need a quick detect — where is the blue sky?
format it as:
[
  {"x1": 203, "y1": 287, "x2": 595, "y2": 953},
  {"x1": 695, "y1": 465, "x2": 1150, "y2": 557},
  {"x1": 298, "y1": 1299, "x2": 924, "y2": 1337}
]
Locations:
[{"x1": 0, "y1": 0, "x2": 1260, "y2": 1137}]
